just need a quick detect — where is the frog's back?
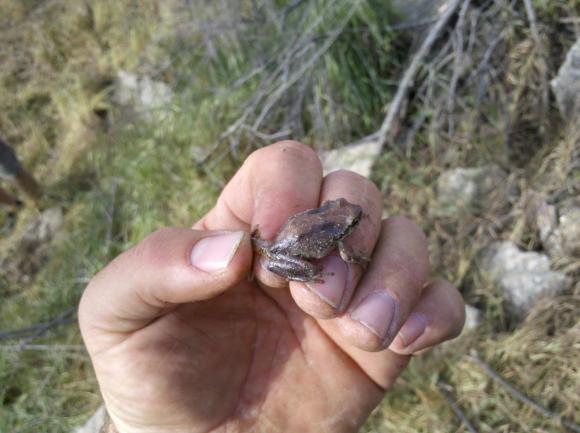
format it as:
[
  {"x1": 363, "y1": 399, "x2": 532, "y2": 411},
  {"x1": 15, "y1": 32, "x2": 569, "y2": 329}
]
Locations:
[
  {"x1": 273, "y1": 218, "x2": 351, "y2": 259},
  {"x1": 269, "y1": 198, "x2": 362, "y2": 258}
]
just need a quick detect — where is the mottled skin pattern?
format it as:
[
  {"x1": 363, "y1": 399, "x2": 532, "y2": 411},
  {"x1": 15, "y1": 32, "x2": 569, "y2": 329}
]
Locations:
[{"x1": 253, "y1": 198, "x2": 368, "y2": 283}]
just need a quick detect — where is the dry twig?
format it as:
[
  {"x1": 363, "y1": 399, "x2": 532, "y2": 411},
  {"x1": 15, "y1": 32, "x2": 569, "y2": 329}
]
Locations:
[
  {"x1": 447, "y1": 0, "x2": 471, "y2": 136},
  {"x1": 0, "y1": 344, "x2": 86, "y2": 352},
  {"x1": 377, "y1": 0, "x2": 466, "y2": 149},
  {"x1": 437, "y1": 382, "x2": 479, "y2": 433},
  {"x1": 522, "y1": 0, "x2": 549, "y2": 134},
  {"x1": 470, "y1": 351, "x2": 580, "y2": 433},
  {"x1": 0, "y1": 307, "x2": 76, "y2": 342},
  {"x1": 252, "y1": 0, "x2": 361, "y2": 131}
]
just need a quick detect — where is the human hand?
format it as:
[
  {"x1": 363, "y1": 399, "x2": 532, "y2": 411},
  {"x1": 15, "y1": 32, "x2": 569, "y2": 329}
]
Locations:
[{"x1": 79, "y1": 141, "x2": 465, "y2": 433}]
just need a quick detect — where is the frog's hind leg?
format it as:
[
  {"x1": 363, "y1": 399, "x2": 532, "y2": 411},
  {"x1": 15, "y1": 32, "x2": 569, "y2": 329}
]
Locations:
[
  {"x1": 264, "y1": 256, "x2": 333, "y2": 283},
  {"x1": 251, "y1": 225, "x2": 271, "y2": 256}
]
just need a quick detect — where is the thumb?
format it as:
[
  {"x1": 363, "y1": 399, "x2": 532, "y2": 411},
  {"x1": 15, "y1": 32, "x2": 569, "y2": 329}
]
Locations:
[{"x1": 79, "y1": 227, "x2": 252, "y2": 348}]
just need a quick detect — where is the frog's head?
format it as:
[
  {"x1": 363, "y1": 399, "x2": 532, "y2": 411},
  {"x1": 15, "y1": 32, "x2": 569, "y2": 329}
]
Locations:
[{"x1": 342, "y1": 201, "x2": 363, "y2": 234}]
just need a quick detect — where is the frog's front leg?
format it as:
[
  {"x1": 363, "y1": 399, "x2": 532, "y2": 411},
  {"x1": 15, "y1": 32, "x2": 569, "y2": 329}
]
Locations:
[
  {"x1": 338, "y1": 240, "x2": 370, "y2": 270},
  {"x1": 264, "y1": 255, "x2": 330, "y2": 283}
]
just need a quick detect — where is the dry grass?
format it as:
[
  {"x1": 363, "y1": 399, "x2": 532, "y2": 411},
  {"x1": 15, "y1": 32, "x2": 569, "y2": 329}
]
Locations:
[{"x1": 0, "y1": 0, "x2": 579, "y2": 432}]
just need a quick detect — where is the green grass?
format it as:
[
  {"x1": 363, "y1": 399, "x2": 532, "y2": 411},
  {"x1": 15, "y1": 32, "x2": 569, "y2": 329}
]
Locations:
[
  {"x1": 0, "y1": 1, "x2": 404, "y2": 431},
  {"x1": 1, "y1": 0, "x2": 579, "y2": 432}
]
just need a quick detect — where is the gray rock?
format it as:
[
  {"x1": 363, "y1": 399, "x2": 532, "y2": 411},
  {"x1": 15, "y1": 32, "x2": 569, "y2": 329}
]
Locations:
[
  {"x1": 480, "y1": 241, "x2": 571, "y2": 319},
  {"x1": 74, "y1": 405, "x2": 105, "y2": 433},
  {"x1": 21, "y1": 207, "x2": 64, "y2": 245},
  {"x1": 114, "y1": 71, "x2": 174, "y2": 121},
  {"x1": 436, "y1": 165, "x2": 507, "y2": 214},
  {"x1": 532, "y1": 195, "x2": 564, "y2": 257},
  {"x1": 320, "y1": 135, "x2": 382, "y2": 178},
  {"x1": 463, "y1": 304, "x2": 482, "y2": 331},
  {"x1": 551, "y1": 38, "x2": 580, "y2": 120},
  {"x1": 0, "y1": 207, "x2": 65, "y2": 284},
  {"x1": 559, "y1": 202, "x2": 580, "y2": 256},
  {"x1": 531, "y1": 195, "x2": 580, "y2": 258}
]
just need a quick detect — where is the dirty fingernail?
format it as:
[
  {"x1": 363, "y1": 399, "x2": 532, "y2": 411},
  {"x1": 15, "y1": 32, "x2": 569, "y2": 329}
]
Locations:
[
  {"x1": 395, "y1": 312, "x2": 427, "y2": 348},
  {"x1": 307, "y1": 256, "x2": 347, "y2": 308},
  {"x1": 190, "y1": 231, "x2": 245, "y2": 273},
  {"x1": 350, "y1": 292, "x2": 396, "y2": 342}
]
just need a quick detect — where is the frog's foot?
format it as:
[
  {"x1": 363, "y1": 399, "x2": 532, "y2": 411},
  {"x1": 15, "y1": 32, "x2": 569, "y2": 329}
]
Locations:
[
  {"x1": 251, "y1": 225, "x2": 272, "y2": 256},
  {"x1": 310, "y1": 270, "x2": 335, "y2": 284},
  {"x1": 338, "y1": 241, "x2": 370, "y2": 270},
  {"x1": 250, "y1": 225, "x2": 260, "y2": 240}
]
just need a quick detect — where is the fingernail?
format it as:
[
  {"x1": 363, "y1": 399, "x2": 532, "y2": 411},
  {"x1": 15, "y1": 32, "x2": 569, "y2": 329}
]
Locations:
[
  {"x1": 190, "y1": 231, "x2": 245, "y2": 273},
  {"x1": 350, "y1": 292, "x2": 397, "y2": 342},
  {"x1": 396, "y1": 312, "x2": 427, "y2": 348},
  {"x1": 306, "y1": 256, "x2": 347, "y2": 308}
]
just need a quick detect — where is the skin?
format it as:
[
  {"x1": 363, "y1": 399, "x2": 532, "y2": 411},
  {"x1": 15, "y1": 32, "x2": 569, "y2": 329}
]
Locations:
[{"x1": 79, "y1": 141, "x2": 465, "y2": 433}]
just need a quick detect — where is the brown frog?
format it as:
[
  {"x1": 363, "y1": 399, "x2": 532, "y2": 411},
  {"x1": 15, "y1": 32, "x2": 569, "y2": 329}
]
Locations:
[{"x1": 252, "y1": 198, "x2": 368, "y2": 283}]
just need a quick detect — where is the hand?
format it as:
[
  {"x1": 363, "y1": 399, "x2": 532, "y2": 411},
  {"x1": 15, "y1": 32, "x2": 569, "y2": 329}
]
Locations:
[{"x1": 79, "y1": 141, "x2": 465, "y2": 433}]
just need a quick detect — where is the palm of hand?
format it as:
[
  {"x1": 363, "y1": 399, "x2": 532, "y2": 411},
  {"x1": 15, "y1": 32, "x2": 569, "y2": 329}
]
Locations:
[
  {"x1": 83, "y1": 143, "x2": 465, "y2": 433},
  {"x1": 96, "y1": 280, "x2": 380, "y2": 433}
]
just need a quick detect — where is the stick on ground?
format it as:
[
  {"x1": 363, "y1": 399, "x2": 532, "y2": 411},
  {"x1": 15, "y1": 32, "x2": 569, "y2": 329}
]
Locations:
[
  {"x1": 437, "y1": 382, "x2": 480, "y2": 433},
  {"x1": 470, "y1": 351, "x2": 580, "y2": 433},
  {"x1": 0, "y1": 307, "x2": 76, "y2": 342},
  {"x1": 377, "y1": 0, "x2": 466, "y2": 149}
]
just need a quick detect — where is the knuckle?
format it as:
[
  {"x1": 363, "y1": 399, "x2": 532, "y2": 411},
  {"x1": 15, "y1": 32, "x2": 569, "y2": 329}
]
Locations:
[
  {"x1": 325, "y1": 170, "x2": 382, "y2": 201},
  {"x1": 273, "y1": 140, "x2": 318, "y2": 160},
  {"x1": 249, "y1": 140, "x2": 321, "y2": 171},
  {"x1": 383, "y1": 254, "x2": 424, "y2": 291},
  {"x1": 130, "y1": 227, "x2": 181, "y2": 267},
  {"x1": 430, "y1": 278, "x2": 466, "y2": 337},
  {"x1": 388, "y1": 216, "x2": 427, "y2": 243},
  {"x1": 277, "y1": 141, "x2": 321, "y2": 171},
  {"x1": 381, "y1": 217, "x2": 429, "y2": 270}
]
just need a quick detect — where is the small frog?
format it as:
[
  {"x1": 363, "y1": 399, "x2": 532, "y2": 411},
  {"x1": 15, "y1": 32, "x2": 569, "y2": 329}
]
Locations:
[{"x1": 252, "y1": 198, "x2": 368, "y2": 283}]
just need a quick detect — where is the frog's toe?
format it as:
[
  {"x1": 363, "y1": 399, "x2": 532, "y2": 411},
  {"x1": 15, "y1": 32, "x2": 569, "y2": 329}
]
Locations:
[
  {"x1": 250, "y1": 225, "x2": 260, "y2": 238},
  {"x1": 311, "y1": 270, "x2": 334, "y2": 284}
]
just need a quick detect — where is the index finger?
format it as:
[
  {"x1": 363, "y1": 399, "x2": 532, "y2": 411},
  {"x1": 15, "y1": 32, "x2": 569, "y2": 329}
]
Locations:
[
  {"x1": 194, "y1": 141, "x2": 324, "y2": 286},
  {"x1": 195, "y1": 141, "x2": 323, "y2": 235}
]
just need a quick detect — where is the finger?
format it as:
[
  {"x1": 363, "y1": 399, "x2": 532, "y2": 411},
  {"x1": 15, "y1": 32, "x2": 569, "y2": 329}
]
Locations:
[
  {"x1": 194, "y1": 141, "x2": 323, "y2": 289},
  {"x1": 78, "y1": 228, "x2": 252, "y2": 351},
  {"x1": 288, "y1": 170, "x2": 383, "y2": 318},
  {"x1": 333, "y1": 216, "x2": 430, "y2": 352},
  {"x1": 318, "y1": 279, "x2": 464, "y2": 390},
  {"x1": 318, "y1": 318, "x2": 411, "y2": 391},
  {"x1": 194, "y1": 141, "x2": 322, "y2": 236},
  {"x1": 389, "y1": 279, "x2": 465, "y2": 355}
]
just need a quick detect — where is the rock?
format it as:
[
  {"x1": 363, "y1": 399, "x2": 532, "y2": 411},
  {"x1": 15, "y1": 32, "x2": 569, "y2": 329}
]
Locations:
[
  {"x1": 21, "y1": 207, "x2": 63, "y2": 245},
  {"x1": 75, "y1": 405, "x2": 106, "y2": 433},
  {"x1": 479, "y1": 241, "x2": 571, "y2": 320},
  {"x1": 532, "y1": 195, "x2": 561, "y2": 256},
  {"x1": 559, "y1": 201, "x2": 580, "y2": 256},
  {"x1": 530, "y1": 194, "x2": 580, "y2": 258},
  {"x1": 551, "y1": 38, "x2": 580, "y2": 120},
  {"x1": 436, "y1": 165, "x2": 507, "y2": 214},
  {"x1": 0, "y1": 207, "x2": 64, "y2": 286},
  {"x1": 463, "y1": 304, "x2": 482, "y2": 331},
  {"x1": 320, "y1": 135, "x2": 382, "y2": 178},
  {"x1": 114, "y1": 71, "x2": 174, "y2": 121}
]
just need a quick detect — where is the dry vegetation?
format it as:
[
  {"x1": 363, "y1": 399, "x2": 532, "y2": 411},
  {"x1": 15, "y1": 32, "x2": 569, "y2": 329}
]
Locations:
[{"x1": 0, "y1": 0, "x2": 578, "y2": 432}]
